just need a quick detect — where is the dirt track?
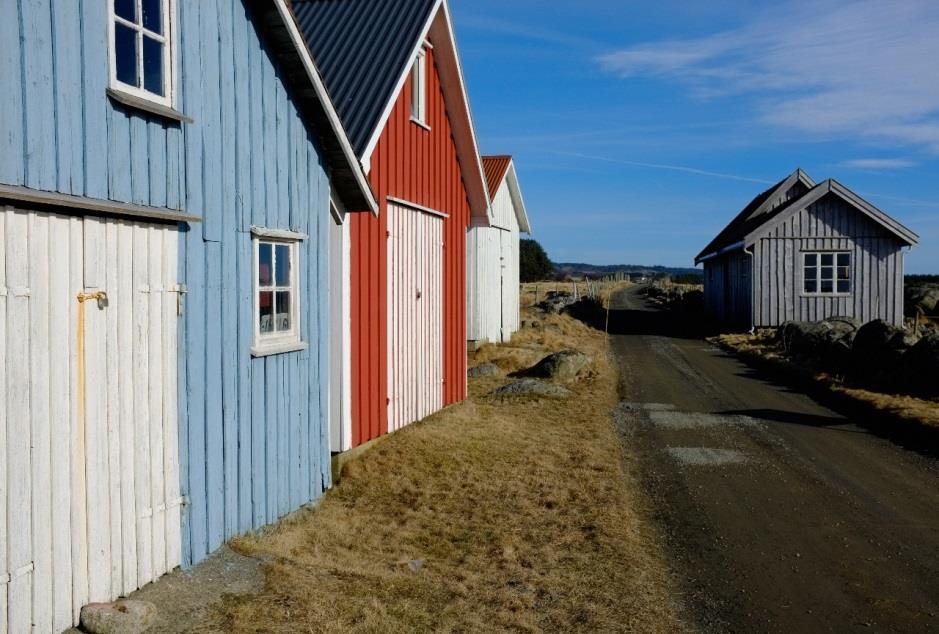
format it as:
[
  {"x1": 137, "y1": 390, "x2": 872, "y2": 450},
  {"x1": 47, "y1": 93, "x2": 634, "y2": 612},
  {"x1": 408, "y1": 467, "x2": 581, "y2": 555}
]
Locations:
[{"x1": 610, "y1": 285, "x2": 939, "y2": 633}]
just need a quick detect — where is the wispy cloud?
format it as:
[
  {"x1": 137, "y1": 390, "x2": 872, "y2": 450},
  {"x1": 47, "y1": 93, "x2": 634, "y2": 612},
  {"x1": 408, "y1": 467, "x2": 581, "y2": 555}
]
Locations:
[
  {"x1": 841, "y1": 158, "x2": 917, "y2": 170},
  {"x1": 549, "y1": 150, "x2": 774, "y2": 184},
  {"x1": 596, "y1": 0, "x2": 939, "y2": 152}
]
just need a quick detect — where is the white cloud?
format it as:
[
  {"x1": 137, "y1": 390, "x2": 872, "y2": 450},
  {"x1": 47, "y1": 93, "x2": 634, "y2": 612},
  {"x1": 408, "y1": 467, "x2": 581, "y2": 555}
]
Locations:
[
  {"x1": 841, "y1": 158, "x2": 916, "y2": 170},
  {"x1": 597, "y1": 0, "x2": 939, "y2": 152}
]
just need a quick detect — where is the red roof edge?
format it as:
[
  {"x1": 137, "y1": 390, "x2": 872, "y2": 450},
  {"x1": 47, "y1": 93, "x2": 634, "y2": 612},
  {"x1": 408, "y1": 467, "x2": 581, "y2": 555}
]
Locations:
[{"x1": 482, "y1": 155, "x2": 512, "y2": 199}]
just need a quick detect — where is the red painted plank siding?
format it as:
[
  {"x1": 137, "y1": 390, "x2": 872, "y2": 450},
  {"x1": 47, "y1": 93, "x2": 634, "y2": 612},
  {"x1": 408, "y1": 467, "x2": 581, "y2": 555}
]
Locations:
[{"x1": 350, "y1": 44, "x2": 471, "y2": 448}]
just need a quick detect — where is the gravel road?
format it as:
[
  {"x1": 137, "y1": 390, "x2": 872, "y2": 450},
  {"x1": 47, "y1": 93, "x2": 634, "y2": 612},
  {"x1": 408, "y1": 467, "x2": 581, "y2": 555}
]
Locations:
[{"x1": 610, "y1": 285, "x2": 939, "y2": 633}]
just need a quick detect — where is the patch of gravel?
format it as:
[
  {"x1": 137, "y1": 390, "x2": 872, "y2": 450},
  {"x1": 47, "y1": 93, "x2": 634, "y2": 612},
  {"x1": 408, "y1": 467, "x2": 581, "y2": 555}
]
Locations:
[
  {"x1": 665, "y1": 447, "x2": 748, "y2": 466},
  {"x1": 491, "y1": 379, "x2": 572, "y2": 398},
  {"x1": 648, "y1": 411, "x2": 758, "y2": 430},
  {"x1": 619, "y1": 402, "x2": 678, "y2": 413}
]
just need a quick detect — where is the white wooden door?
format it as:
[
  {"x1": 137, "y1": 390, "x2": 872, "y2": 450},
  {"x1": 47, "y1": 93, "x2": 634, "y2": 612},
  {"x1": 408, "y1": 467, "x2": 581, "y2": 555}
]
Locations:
[
  {"x1": 387, "y1": 203, "x2": 443, "y2": 433},
  {"x1": 0, "y1": 207, "x2": 181, "y2": 633}
]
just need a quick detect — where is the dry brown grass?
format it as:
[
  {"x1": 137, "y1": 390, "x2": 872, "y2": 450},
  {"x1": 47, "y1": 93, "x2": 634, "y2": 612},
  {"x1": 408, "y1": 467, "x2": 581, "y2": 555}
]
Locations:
[
  {"x1": 200, "y1": 309, "x2": 682, "y2": 633},
  {"x1": 519, "y1": 280, "x2": 627, "y2": 310},
  {"x1": 712, "y1": 333, "x2": 939, "y2": 430}
]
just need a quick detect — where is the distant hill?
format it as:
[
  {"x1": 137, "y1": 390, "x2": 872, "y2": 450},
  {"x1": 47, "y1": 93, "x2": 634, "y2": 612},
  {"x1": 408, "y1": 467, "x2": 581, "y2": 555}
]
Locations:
[{"x1": 555, "y1": 262, "x2": 702, "y2": 280}]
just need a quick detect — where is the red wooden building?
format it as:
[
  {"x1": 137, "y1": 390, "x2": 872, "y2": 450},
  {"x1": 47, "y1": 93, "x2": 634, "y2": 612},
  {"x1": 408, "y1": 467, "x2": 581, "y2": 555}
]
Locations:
[{"x1": 294, "y1": 0, "x2": 492, "y2": 449}]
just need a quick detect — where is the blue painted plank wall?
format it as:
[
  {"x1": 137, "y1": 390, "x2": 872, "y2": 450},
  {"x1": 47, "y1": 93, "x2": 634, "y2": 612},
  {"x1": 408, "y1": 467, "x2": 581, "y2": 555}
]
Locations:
[
  {"x1": 0, "y1": 0, "x2": 183, "y2": 208},
  {"x1": 177, "y1": 0, "x2": 333, "y2": 567}
]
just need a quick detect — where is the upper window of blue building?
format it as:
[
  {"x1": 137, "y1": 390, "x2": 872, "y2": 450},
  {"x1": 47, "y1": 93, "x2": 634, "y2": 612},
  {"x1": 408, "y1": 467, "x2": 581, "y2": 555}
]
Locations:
[{"x1": 110, "y1": 0, "x2": 175, "y2": 107}]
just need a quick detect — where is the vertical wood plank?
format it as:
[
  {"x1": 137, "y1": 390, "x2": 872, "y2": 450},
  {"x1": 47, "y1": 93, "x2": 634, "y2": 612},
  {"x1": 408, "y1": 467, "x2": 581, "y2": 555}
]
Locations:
[
  {"x1": 0, "y1": 2, "x2": 24, "y2": 186},
  {"x1": 21, "y1": 0, "x2": 56, "y2": 190},
  {"x1": 104, "y1": 220, "x2": 124, "y2": 594},
  {"x1": 148, "y1": 226, "x2": 167, "y2": 579},
  {"x1": 132, "y1": 223, "x2": 153, "y2": 587},
  {"x1": 0, "y1": 210, "x2": 7, "y2": 634},
  {"x1": 116, "y1": 221, "x2": 137, "y2": 594},
  {"x1": 83, "y1": 217, "x2": 112, "y2": 603},
  {"x1": 52, "y1": 0, "x2": 84, "y2": 195},
  {"x1": 6, "y1": 210, "x2": 32, "y2": 633},
  {"x1": 204, "y1": 242, "x2": 223, "y2": 552},
  {"x1": 80, "y1": 0, "x2": 109, "y2": 199},
  {"x1": 162, "y1": 226, "x2": 182, "y2": 572},
  {"x1": 28, "y1": 212, "x2": 53, "y2": 631},
  {"x1": 67, "y1": 215, "x2": 88, "y2": 621}
]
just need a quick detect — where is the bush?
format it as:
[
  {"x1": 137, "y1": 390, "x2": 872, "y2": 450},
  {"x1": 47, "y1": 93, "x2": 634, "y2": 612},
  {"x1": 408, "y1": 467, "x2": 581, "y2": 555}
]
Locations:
[{"x1": 520, "y1": 239, "x2": 554, "y2": 282}]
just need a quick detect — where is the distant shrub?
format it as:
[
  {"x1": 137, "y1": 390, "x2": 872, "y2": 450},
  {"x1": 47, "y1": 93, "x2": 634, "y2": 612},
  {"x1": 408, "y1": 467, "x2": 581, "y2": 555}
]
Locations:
[
  {"x1": 907, "y1": 275, "x2": 939, "y2": 284},
  {"x1": 671, "y1": 273, "x2": 704, "y2": 285},
  {"x1": 520, "y1": 239, "x2": 554, "y2": 282}
]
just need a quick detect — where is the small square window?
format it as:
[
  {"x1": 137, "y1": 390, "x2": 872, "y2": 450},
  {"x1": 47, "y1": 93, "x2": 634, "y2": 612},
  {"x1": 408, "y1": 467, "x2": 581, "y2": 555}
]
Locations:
[
  {"x1": 253, "y1": 233, "x2": 305, "y2": 355},
  {"x1": 803, "y1": 252, "x2": 850, "y2": 295},
  {"x1": 110, "y1": 0, "x2": 174, "y2": 106}
]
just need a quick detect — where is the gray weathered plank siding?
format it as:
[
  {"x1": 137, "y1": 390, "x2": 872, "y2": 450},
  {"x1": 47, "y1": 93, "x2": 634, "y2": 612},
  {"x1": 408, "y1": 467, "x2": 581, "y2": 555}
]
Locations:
[{"x1": 751, "y1": 194, "x2": 905, "y2": 327}]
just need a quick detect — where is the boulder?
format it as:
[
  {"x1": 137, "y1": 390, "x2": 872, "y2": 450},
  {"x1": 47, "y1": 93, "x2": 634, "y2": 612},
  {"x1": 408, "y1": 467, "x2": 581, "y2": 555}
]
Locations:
[
  {"x1": 80, "y1": 600, "x2": 157, "y2": 634},
  {"x1": 852, "y1": 319, "x2": 914, "y2": 380},
  {"x1": 518, "y1": 350, "x2": 591, "y2": 381},
  {"x1": 491, "y1": 379, "x2": 571, "y2": 398},
  {"x1": 905, "y1": 284, "x2": 939, "y2": 316},
  {"x1": 467, "y1": 362, "x2": 502, "y2": 378},
  {"x1": 537, "y1": 291, "x2": 575, "y2": 314},
  {"x1": 904, "y1": 333, "x2": 939, "y2": 395}
]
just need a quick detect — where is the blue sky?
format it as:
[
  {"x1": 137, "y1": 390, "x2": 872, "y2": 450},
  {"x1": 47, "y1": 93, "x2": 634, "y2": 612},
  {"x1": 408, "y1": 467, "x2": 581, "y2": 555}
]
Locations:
[{"x1": 450, "y1": 0, "x2": 939, "y2": 273}]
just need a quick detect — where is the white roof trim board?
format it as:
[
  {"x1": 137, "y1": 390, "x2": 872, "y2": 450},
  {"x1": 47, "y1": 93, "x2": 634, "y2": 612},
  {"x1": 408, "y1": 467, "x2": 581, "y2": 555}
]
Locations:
[
  {"x1": 490, "y1": 160, "x2": 532, "y2": 234},
  {"x1": 359, "y1": 0, "x2": 494, "y2": 225},
  {"x1": 744, "y1": 179, "x2": 920, "y2": 247},
  {"x1": 745, "y1": 168, "x2": 816, "y2": 221},
  {"x1": 271, "y1": 0, "x2": 378, "y2": 214}
]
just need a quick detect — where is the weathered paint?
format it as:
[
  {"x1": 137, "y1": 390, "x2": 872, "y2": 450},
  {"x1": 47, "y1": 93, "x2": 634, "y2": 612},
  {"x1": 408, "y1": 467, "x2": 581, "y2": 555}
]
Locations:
[
  {"x1": 705, "y1": 193, "x2": 908, "y2": 329},
  {"x1": 0, "y1": 208, "x2": 180, "y2": 632},
  {"x1": 750, "y1": 193, "x2": 906, "y2": 327},
  {"x1": 467, "y1": 173, "x2": 524, "y2": 343},
  {"x1": 349, "y1": 43, "x2": 471, "y2": 447},
  {"x1": 177, "y1": 0, "x2": 333, "y2": 567},
  {"x1": 387, "y1": 203, "x2": 444, "y2": 432}
]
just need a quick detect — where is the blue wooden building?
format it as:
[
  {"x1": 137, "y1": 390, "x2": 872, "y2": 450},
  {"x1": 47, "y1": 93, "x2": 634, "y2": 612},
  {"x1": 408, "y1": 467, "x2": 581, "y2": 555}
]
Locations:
[{"x1": 0, "y1": 0, "x2": 375, "y2": 630}]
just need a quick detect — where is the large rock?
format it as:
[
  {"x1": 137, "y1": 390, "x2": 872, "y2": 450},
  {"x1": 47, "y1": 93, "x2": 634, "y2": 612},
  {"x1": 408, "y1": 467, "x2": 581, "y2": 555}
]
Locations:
[
  {"x1": 468, "y1": 362, "x2": 502, "y2": 378},
  {"x1": 905, "y1": 284, "x2": 939, "y2": 316},
  {"x1": 491, "y1": 379, "x2": 571, "y2": 398},
  {"x1": 537, "y1": 291, "x2": 575, "y2": 314},
  {"x1": 519, "y1": 350, "x2": 591, "y2": 381},
  {"x1": 80, "y1": 600, "x2": 157, "y2": 634},
  {"x1": 779, "y1": 319, "x2": 857, "y2": 357},
  {"x1": 905, "y1": 333, "x2": 939, "y2": 395},
  {"x1": 852, "y1": 319, "x2": 915, "y2": 380}
]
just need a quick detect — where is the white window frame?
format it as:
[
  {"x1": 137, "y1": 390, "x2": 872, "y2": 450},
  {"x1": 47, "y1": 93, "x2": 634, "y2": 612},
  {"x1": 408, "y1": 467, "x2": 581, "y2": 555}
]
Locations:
[
  {"x1": 410, "y1": 47, "x2": 428, "y2": 128},
  {"x1": 802, "y1": 251, "x2": 852, "y2": 296},
  {"x1": 108, "y1": 0, "x2": 177, "y2": 108},
  {"x1": 251, "y1": 228, "x2": 308, "y2": 357}
]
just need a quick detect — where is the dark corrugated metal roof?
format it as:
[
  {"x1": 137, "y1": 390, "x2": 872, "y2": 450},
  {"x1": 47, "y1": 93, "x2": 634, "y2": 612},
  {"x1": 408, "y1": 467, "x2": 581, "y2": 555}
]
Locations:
[
  {"x1": 482, "y1": 155, "x2": 512, "y2": 199},
  {"x1": 293, "y1": 0, "x2": 438, "y2": 157}
]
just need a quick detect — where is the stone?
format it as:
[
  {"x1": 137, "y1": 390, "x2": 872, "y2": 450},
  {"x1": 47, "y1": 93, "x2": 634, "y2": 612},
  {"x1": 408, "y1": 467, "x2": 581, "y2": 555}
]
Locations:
[
  {"x1": 906, "y1": 284, "x2": 939, "y2": 316},
  {"x1": 519, "y1": 350, "x2": 592, "y2": 381},
  {"x1": 80, "y1": 600, "x2": 157, "y2": 634},
  {"x1": 905, "y1": 333, "x2": 939, "y2": 395},
  {"x1": 467, "y1": 362, "x2": 502, "y2": 378},
  {"x1": 491, "y1": 379, "x2": 572, "y2": 397},
  {"x1": 852, "y1": 319, "x2": 914, "y2": 380}
]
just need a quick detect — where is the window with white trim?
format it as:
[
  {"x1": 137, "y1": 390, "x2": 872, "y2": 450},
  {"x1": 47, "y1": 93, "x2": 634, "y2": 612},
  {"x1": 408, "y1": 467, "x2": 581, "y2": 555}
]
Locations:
[
  {"x1": 803, "y1": 252, "x2": 851, "y2": 294},
  {"x1": 110, "y1": 0, "x2": 175, "y2": 106},
  {"x1": 254, "y1": 236, "x2": 302, "y2": 354},
  {"x1": 410, "y1": 48, "x2": 427, "y2": 125}
]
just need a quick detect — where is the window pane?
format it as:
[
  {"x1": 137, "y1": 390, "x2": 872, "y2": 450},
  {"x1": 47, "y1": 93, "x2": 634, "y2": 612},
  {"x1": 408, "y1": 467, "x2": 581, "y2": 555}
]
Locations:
[
  {"x1": 837, "y1": 280, "x2": 850, "y2": 293},
  {"x1": 804, "y1": 279, "x2": 817, "y2": 293},
  {"x1": 258, "y1": 243, "x2": 272, "y2": 286},
  {"x1": 115, "y1": 0, "x2": 136, "y2": 22},
  {"x1": 259, "y1": 291, "x2": 274, "y2": 333},
  {"x1": 804, "y1": 266, "x2": 817, "y2": 282},
  {"x1": 821, "y1": 253, "x2": 834, "y2": 266},
  {"x1": 804, "y1": 254, "x2": 817, "y2": 266},
  {"x1": 837, "y1": 266, "x2": 850, "y2": 280},
  {"x1": 143, "y1": 36, "x2": 164, "y2": 96},
  {"x1": 821, "y1": 266, "x2": 834, "y2": 282},
  {"x1": 142, "y1": 0, "x2": 162, "y2": 34},
  {"x1": 275, "y1": 244, "x2": 290, "y2": 286},
  {"x1": 837, "y1": 253, "x2": 850, "y2": 267},
  {"x1": 114, "y1": 23, "x2": 139, "y2": 87},
  {"x1": 275, "y1": 291, "x2": 291, "y2": 332},
  {"x1": 821, "y1": 279, "x2": 834, "y2": 293}
]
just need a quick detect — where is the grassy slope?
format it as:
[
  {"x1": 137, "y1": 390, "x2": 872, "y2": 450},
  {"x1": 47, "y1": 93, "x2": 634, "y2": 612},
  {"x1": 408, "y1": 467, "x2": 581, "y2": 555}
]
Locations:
[{"x1": 201, "y1": 307, "x2": 682, "y2": 633}]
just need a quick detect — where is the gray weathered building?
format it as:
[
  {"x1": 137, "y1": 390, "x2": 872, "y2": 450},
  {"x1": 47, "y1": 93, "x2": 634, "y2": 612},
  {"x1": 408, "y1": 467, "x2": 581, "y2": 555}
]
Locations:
[{"x1": 696, "y1": 170, "x2": 919, "y2": 329}]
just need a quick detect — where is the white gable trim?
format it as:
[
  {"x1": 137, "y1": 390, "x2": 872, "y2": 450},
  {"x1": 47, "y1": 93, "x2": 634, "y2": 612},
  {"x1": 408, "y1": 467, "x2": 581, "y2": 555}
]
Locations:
[
  {"x1": 504, "y1": 162, "x2": 532, "y2": 234},
  {"x1": 746, "y1": 168, "x2": 816, "y2": 221}
]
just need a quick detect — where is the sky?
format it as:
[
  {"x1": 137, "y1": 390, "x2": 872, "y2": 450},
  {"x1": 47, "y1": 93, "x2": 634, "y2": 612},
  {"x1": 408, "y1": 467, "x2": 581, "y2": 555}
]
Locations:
[{"x1": 449, "y1": 0, "x2": 939, "y2": 273}]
